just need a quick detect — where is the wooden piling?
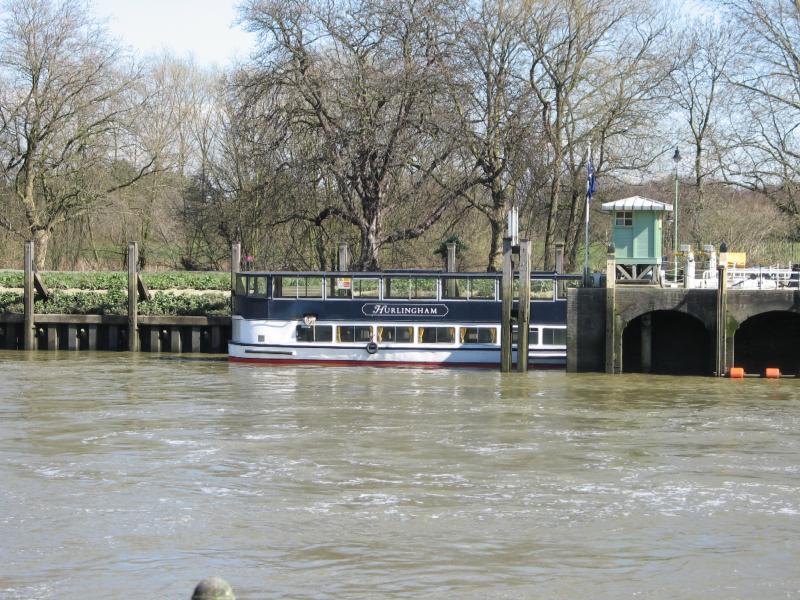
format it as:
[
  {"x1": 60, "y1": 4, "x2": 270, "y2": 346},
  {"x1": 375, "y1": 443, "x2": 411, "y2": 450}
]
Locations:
[
  {"x1": 337, "y1": 242, "x2": 349, "y2": 271},
  {"x1": 23, "y1": 241, "x2": 35, "y2": 350},
  {"x1": 231, "y1": 242, "x2": 241, "y2": 294},
  {"x1": 87, "y1": 325, "x2": 98, "y2": 350},
  {"x1": 555, "y1": 241, "x2": 565, "y2": 297},
  {"x1": 517, "y1": 240, "x2": 532, "y2": 372},
  {"x1": 46, "y1": 325, "x2": 58, "y2": 351},
  {"x1": 149, "y1": 327, "x2": 161, "y2": 353},
  {"x1": 500, "y1": 237, "x2": 513, "y2": 372},
  {"x1": 170, "y1": 327, "x2": 182, "y2": 353},
  {"x1": 67, "y1": 325, "x2": 78, "y2": 351},
  {"x1": 127, "y1": 242, "x2": 139, "y2": 352},
  {"x1": 715, "y1": 264, "x2": 728, "y2": 376},
  {"x1": 605, "y1": 246, "x2": 617, "y2": 374},
  {"x1": 191, "y1": 327, "x2": 201, "y2": 353}
]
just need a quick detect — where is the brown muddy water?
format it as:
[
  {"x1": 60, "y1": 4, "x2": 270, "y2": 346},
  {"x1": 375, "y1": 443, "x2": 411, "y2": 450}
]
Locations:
[{"x1": 1, "y1": 351, "x2": 799, "y2": 599}]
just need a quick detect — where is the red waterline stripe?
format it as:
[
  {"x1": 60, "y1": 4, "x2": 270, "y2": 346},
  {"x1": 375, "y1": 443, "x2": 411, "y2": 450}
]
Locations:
[{"x1": 228, "y1": 356, "x2": 563, "y2": 369}]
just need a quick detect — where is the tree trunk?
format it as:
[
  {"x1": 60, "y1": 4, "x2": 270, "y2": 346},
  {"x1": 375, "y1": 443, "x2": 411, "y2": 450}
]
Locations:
[
  {"x1": 32, "y1": 228, "x2": 51, "y2": 270},
  {"x1": 486, "y1": 209, "x2": 505, "y2": 272}
]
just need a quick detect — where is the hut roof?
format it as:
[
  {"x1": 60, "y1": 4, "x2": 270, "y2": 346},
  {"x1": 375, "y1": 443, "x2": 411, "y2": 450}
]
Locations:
[{"x1": 600, "y1": 196, "x2": 673, "y2": 212}]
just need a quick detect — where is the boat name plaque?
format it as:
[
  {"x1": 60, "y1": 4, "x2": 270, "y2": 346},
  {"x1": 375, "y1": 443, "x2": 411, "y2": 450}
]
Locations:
[{"x1": 362, "y1": 303, "x2": 449, "y2": 318}]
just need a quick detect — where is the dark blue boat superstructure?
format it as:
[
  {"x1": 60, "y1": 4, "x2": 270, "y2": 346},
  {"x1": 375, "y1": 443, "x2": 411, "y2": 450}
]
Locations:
[{"x1": 233, "y1": 271, "x2": 576, "y2": 323}]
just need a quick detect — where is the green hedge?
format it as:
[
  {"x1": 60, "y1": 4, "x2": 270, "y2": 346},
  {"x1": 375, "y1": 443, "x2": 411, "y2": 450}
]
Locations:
[
  {"x1": 0, "y1": 270, "x2": 229, "y2": 291},
  {"x1": 0, "y1": 289, "x2": 229, "y2": 316}
]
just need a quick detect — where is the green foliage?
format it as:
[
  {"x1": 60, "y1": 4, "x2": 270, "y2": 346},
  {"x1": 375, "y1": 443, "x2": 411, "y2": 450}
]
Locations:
[
  {"x1": 0, "y1": 291, "x2": 23, "y2": 313},
  {"x1": 0, "y1": 271, "x2": 23, "y2": 288},
  {"x1": 138, "y1": 292, "x2": 229, "y2": 316},
  {"x1": 0, "y1": 270, "x2": 230, "y2": 291},
  {"x1": 140, "y1": 272, "x2": 229, "y2": 290},
  {"x1": 33, "y1": 290, "x2": 126, "y2": 315},
  {"x1": 434, "y1": 235, "x2": 469, "y2": 259}
]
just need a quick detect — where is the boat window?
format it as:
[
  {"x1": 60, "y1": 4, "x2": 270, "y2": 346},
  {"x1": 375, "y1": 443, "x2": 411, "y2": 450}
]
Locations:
[
  {"x1": 384, "y1": 277, "x2": 437, "y2": 299},
  {"x1": 557, "y1": 278, "x2": 582, "y2": 300},
  {"x1": 274, "y1": 276, "x2": 323, "y2": 298},
  {"x1": 441, "y1": 278, "x2": 466, "y2": 299},
  {"x1": 377, "y1": 326, "x2": 414, "y2": 343},
  {"x1": 541, "y1": 328, "x2": 566, "y2": 345},
  {"x1": 460, "y1": 327, "x2": 498, "y2": 344},
  {"x1": 353, "y1": 278, "x2": 380, "y2": 298},
  {"x1": 296, "y1": 324, "x2": 333, "y2": 342},
  {"x1": 419, "y1": 327, "x2": 455, "y2": 344},
  {"x1": 441, "y1": 278, "x2": 496, "y2": 300},
  {"x1": 337, "y1": 325, "x2": 372, "y2": 343},
  {"x1": 511, "y1": 327, "x2": 540, "y2": 346},
  {"x1": 328, "y1": 277, "x2": 353, "y2": 299},
  {"x1": 531, "y1": 279, "x2": 554, "y2": 301},
  {"x1": 470, "y1": 278, "x2": 496, "y2": 299},
  {"x1": 235, "y1": 275, "x2": 247, "y2": 296}
]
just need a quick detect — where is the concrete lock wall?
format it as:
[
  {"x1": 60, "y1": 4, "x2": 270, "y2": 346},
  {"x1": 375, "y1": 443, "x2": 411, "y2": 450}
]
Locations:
[{"x1": 569, "y1": 286, "x2": 800, "y2": 375}]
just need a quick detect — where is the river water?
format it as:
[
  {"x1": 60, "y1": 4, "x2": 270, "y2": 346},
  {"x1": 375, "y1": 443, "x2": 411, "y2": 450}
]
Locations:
[{"x1": 1, "y1": 351, "x2": 799, "y2": 599}]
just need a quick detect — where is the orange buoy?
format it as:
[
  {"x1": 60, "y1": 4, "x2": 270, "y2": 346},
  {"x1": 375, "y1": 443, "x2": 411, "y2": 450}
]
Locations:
[
  {"x1": 729, "y1": 367, "x2": 745, "y2": 379},
  {"x1": 765, "y1": 367, "x2": 781, "y2": 379}
]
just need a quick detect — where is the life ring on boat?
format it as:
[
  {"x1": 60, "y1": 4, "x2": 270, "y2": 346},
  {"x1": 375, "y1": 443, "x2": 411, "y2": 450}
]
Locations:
[{"x1": 366, "y1": 341, "x2": 379, "y2": 354}]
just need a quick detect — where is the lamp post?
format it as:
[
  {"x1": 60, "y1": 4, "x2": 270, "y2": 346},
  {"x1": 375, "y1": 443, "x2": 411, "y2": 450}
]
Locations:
[{"x1": 672, "y1": 147, "x2": 682, "y2": 282}]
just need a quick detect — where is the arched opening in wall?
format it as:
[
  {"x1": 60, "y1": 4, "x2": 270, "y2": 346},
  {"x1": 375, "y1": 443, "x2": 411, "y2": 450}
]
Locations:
[
  {"x1": 734, "y1": 311, "x2": 800, "y2": 375},
  {"x1": 623, "y1": 311, "x2": 711, "y2": 375}
]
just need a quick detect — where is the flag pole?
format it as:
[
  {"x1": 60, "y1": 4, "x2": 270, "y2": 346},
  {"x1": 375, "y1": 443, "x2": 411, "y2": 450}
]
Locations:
[{"x1": 583, "y1": 143, "x2": 592, "y2": 286}]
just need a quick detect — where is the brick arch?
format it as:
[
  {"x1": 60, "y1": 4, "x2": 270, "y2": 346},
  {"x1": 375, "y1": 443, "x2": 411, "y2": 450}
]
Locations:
[
  {"x1": 621, "y1": 309, "x2": 713, "y2": 375},
  {"x1": 727, "y1": 290, "x2": 800, "y2": 326},
  {"x1": 614, "y1": 289, "x2": 717, "y2": 332}
]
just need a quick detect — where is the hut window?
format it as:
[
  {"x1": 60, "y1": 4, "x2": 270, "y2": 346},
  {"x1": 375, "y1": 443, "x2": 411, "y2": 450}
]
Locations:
[{"x1": 615, "y1": 211, "x2": 633, "y2": 227}]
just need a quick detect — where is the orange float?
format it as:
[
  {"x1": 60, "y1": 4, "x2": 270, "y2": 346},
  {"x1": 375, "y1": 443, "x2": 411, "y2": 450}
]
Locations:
[
  {"x1": 765, "y1": 367, "x2": 781, "y2": 379},
  {"x1": 729, "y1": 367, "x2": 745, "y2": 379}
]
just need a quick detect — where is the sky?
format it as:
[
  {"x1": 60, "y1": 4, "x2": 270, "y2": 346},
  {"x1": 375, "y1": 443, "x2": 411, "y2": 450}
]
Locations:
[
  {"x1": 92, "y1": 0, "x2": 255, "y2": 67},
  {"x1": 91, "y1": 0, "x2": 713, "y2": 68}
]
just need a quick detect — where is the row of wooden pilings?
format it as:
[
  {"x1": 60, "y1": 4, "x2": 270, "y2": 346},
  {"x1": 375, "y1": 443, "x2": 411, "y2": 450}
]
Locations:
[{"x1": 2, "y1": 241, "x2": 239, "y2": 353}]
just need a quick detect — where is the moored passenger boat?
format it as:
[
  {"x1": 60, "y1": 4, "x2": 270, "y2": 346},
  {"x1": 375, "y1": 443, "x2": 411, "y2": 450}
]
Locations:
[{"x1": 229, "y1": 270, "x2": 578, "y2": 368}]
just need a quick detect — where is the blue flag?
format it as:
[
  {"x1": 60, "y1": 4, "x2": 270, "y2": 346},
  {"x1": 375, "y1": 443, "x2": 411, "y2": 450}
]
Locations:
[{"x1": 587, "y1": 158, "x2": 597, "y2": 203}]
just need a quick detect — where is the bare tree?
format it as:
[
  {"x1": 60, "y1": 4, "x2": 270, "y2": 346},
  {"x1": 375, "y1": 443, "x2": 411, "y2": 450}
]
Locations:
[
  {"x1": 669, "y1": 19, "x2": 738, "y2": 242},
  {"x1": 446, "y1": 0, "x2": 532, "y2": 271},
  {"x1": 0, "y1": 0, "x2": 156, "y2": 268},
  {"x1": 239, "y1": 0, "x2": 469, "y2": 270},
  {"x1": 723, "y1": 0, "x2": 800, "y2": 233}
]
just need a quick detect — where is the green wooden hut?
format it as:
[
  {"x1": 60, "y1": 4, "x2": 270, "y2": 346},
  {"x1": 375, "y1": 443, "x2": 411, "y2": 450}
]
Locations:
[{"x1": 601, "y1": 196, "x2": 672, "y2": 280}]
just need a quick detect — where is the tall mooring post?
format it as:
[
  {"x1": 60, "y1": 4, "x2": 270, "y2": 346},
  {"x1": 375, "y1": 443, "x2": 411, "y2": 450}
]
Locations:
[
  {"x1": 501, "y1": 237, "x2": 513, "y2": 372},
  {"x1": 555, "y1": 241, "x2": 565, "y2": 296},
  {"x1": 604, "y1": 245, "x2": 618, "y2": 374},
  {"x1": 715, "y1": 243, "x2": 729, "y2": 377},
  {"x1": 500, "y1": 237, "x2": 532, "y2": 373},
  {"x1": 516, "y1": 240, "x2": 532, "y2": 372},
  {"x1": 23, "y1": 241, "x2": 35, "y2": 350},
  {"x1": 127, "y1": 242, "x2": 139, "y2": 352}
]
